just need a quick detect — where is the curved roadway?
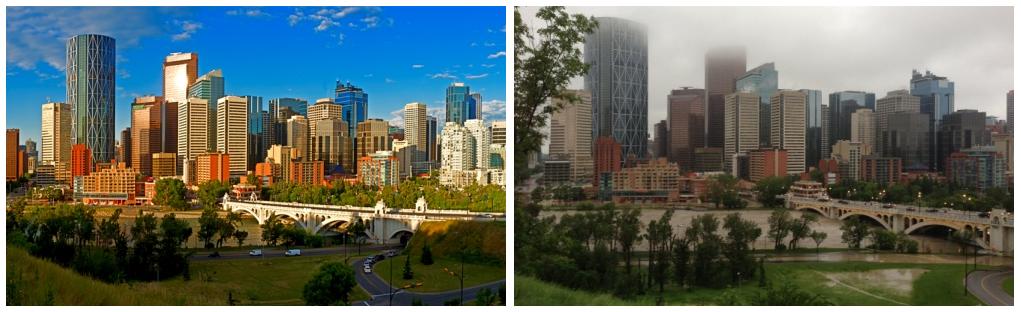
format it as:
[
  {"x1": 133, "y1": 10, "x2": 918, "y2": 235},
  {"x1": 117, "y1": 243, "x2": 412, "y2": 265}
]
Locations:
[
  {"x1": 351, "y1": 258, "x2": 505, "y2": 306},
  {"x1": 967, "y1": 269, "x2": 1013, "y2": 306}
]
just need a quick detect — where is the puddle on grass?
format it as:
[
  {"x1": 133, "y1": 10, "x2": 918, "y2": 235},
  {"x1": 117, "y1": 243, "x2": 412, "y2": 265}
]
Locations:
[{"x1": 824, "y1": 268, "x2": 928, "y2": 298}]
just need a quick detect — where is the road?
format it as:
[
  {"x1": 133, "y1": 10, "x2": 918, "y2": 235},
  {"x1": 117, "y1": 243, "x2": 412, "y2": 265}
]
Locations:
[
  {"x1": 351, "y1": 258, "x2": 505, "y2": 306},
  {"x1": 189, "y1": 245, "x2": 387, "y2": 261},
  {"x1": 967, "y1": 269, "x2": 1013, "y2": 306}
]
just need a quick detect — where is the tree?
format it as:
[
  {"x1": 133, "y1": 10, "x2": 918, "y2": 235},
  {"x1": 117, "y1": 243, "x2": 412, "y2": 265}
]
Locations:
[
  {"x1": 788, "y1": 214, "x2": 817, "y2": 250},
  {"x1": 810, "y1": 231, "x2": 827, "y2": 255},
  {"x1": 349, "y1": 218, "x2": 366, "y2": 254},
  {"x1": 261, "y1": 214, "x2": 285, "y2": 246},
  {"x1": 756, "y1": 176, "x2": 792, "y2": 208},
  {"x1": 767, "y1": 208, "x2": 793, "y2": 250},
  {"x1": 234, "y1": 230, "x2": 248, "y2": 247},
  {"x1": 514, "y1": 6, "x2": 598, "y2": 182},
  {"x1": 197, "y1": 180, "x2": 230, "y2": 210},
  {"x1": 302, "y1": 262, "x2": 357, "y2": 305},
  {"x1": 420, "y1": 242, "x2": 434, "y2": 265},
  {"x1": 153, "y1": 179, "x2": 189, "y2": 210},
  {"x1": 706, "y1": 174, "x2": 742, "y2": 208},
  {"x1": 616, "y1": 208, "x2": 642, "y2": 273},
  {"x1": 671, "y1": 238, "x2": 690, "y2": 287},
  {"x1": 197, "y1": 208, "x2": 220, "y2": 249},
  {"x1": 840, "y1": 216, "x2": 870, "y2": 249},
  {"x1": 402, "y1": 254, "x2": 414, "y2": 279}
]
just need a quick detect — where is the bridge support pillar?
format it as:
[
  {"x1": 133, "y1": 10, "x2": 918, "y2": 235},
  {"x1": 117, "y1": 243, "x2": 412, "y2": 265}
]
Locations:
[{"x1": 891, "y1": 214, "x2": 906, "y2": 233}]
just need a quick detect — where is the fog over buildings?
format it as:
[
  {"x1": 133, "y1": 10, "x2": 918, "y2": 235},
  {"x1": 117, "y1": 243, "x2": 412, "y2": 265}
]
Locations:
[{"x1": 520, "y1": 6, "x2": 1013, "y2": 133}]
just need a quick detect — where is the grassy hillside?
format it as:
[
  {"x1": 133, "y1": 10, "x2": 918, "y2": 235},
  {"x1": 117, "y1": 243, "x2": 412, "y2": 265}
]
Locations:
[
  {"x1": 515, "y1": 274, "x2": 643, "y2": 306},
  {"x1": 7, "y1": 245, "x2": 370, "y2": 305}
]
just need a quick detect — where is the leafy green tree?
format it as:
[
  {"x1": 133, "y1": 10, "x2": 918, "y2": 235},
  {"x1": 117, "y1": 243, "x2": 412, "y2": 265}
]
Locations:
[
  {"x1": 756, "y1": 176, "x2": 792, "y2": 207},
  {"x1": 706, "y1": 174, "x2": 743, "y2": 208},
  {"x1": 788, "y1": 214, "x2": 817, "y2": 250},
  {"x1": 302, "y1": 262, "x2": 357, "y2": 305},
  {"x1": 722, "y1": 213, "x2": 761, "y2": 284},
  {"x1": 767, "y1": 208, "x2": 793, "y2": 250},
  {"x1": 261, "y1": 214, "x2": 285, "y2": 246},
  {"x1": 616, "y1": 208, "x2": 642, "y2": 273},
  {"x1": 513, "y1": 6, "x2": 598, "y2": 182},
  {"x1": 810, "y1": 231, "x2": 827, "y2": 255},
  {"x1": 197, "y1": 180, "x2": 231, "y2": 210},
  {"x1": 197, "y1": 208, "x2": 220, "y2": 249},
  {"x1": 840, "y1": 216, "x2": 871, "y2": 249},
  {"x1": 234, "y1": 230, "x2": 248, "y2": 247},
  {"x1": 869, "y1": 229, "x2": 898, "y2": 250},
  {"x1": 153, "y1": 178, "x2": 189, "y2": 210},
  {"x1": 671, "y1": 238, "x2": 690, "y2": 287}
]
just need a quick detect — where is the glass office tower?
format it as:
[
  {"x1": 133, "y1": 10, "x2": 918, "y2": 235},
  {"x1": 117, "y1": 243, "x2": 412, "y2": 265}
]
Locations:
[
  {"x1": 67, "y1": 34, "x2": 116, "y2": 163},
  {"x1": 736, "y1": 62, "x2": 778, "y2": 148},
  {"x1": 585, "y1": 16, "x2": 649, "y2": 162},
  {"x1": 446, "y1": 82, "x2": 472, "y2": 125}
]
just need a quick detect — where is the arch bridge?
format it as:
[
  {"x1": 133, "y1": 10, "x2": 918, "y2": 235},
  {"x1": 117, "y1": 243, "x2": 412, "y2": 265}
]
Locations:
[
  {"x1": 785, "y1": 193, "x2": 1013, "y2": 255},
  {"x1": 221, "y1": 194, "x2": 505, "y2": 244}
]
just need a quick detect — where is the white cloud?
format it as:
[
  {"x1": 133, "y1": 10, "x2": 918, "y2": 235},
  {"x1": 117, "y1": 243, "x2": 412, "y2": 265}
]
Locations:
[
  {"x1": 481, "y1": 100, "x2": 506, "y2": 121},
  {"x1": 412, "y1": 64, "x2": 425, "y2": 69},
  {"x1": 227, "y1": 9, "x2": 270, "y2": 17},
  {"x1": 385, "y1": 78, "x2": 395, "y2": 83},
  {"x1": 362, "y1": 16, "x2": 379, "y2": 29},
  {"x1": 430, "y1": 72, "x2": 457, "y2": 80},
  {"x1": 487, "y1": 51, "x2": 506, "y2": 59},
  {"x1": 484, "y1": 42, "x2": 496, "y2": 47},
  {"x1": 465, "y1": 73, "x2": 489, "y2": 79},
  {"x1": 481, "y1": 64, "x2": 496, "y2": 68},
  {"x1": 6, "y1": 7, "x2": 164, "y2": 71},
  {"x1": 172, "y1": 20, "x2": 202, "y2": 41}
]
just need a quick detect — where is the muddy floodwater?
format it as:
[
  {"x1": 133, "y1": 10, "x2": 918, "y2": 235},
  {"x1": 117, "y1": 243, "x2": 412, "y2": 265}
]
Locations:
[
  {"x1": 770, "y1": 250, "x2": 1013, "y2": 266},
  {"x1": 539, "y1": 208, "x2": 1006, "y2": 258}
]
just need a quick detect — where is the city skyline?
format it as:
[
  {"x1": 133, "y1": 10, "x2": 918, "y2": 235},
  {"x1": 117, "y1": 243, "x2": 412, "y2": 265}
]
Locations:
[
  {"x1": 518, "y1": 6, "x2": 1012, "y2": 132},
  {"x1": 7, "y1": 6, "x2": 508, "y2": 143}
]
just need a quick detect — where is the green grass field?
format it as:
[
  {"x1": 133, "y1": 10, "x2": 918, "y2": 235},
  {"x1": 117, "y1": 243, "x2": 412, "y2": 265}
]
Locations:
[
  {"x1": 514, "y1": 274, "x2": 647, "y2": 305},
  {"x1": 516, "y1": 261, "x2": 983, "y2": 306},
  {"x1": 372, "y1": 255, "x2": 505, "y2": 292},
  {"x1": 1004, "y1": 277, "x2": 1013, "y2": 295},
  {"x1": 7, "y1": 245, "x2": 371, "y2": 305}
]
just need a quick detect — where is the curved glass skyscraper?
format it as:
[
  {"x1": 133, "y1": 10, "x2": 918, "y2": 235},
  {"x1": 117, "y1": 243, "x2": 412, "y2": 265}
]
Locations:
[
  {"x1": 67, "y1": 34, "x2": 116, "y2": 163},
  {"x1": 585, "y1": 17, "x2": 648, "y2": 162}
]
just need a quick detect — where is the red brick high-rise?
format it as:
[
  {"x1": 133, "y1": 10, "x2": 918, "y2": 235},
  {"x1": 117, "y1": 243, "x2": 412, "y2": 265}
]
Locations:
[
  {"x1": 6, "y1": 129, "x2": 22, "y2": 181},
  {"x1": 593, "y1": 136, "x2": 622, "y2": 187},
  {"x1": 71, "y1": 143, "x2": 92, "y2": 178}
]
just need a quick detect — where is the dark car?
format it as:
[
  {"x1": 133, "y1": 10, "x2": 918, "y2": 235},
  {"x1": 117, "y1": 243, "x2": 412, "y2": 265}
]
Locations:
[
  {"x1": 817, "y1": 198, "x2": 830, "y2": 202},
  {"x1": 374, "y1": 255, "x2": 385, "y2": 262},
  {"x1": 208, "y1": 251, "x2": 221, "y2": 258},
  {"x1": 906, "y1": 207, "x2": 916, "y2": 212},
  {"x1": 838, "y1": 200, "x2": 848, "y2": 204},
  {"x1": 926, "y1": 209, "x2": 938, "y2": 213},
  {"x1": 979, "y1": 212, "x2": 991, "y2": 218},
  {"x1": 882, "y1": 203, "x2": 894, "y2": 208}
]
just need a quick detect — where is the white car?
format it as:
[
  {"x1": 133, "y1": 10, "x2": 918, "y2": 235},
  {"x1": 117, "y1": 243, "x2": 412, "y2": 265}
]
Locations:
[
  {"x1": 284, "y1": 249, "x2": 301, "y2": 256},
  {"x1": 248, "y1": 249, "x2": 263, "y2": 256},
  {"x1": 363, "y1": 266, "x2": 372, "y2": 273}
]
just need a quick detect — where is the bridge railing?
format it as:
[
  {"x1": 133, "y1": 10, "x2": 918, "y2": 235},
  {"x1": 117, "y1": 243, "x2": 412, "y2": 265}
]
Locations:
[
  {"x1": 224, "y1": 198, "x2": 506, "y2": 219},
  {"x1": 788, "y1": 195, "x2": 1012, "y2": 227}
]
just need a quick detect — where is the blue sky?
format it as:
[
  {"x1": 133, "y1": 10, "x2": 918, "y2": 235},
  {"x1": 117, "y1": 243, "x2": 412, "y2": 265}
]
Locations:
[{"x1": 6, "y1": 6, "x2": 507, "y2": 144}]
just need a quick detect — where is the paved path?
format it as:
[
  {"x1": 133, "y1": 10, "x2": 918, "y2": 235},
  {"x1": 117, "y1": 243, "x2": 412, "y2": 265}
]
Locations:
[
  {"x1": 351, "y1": 258, "x2": 505, "y2": 306},
  {"x1": 967, "y1": 269, "x2": 1013, "y2": 306}
]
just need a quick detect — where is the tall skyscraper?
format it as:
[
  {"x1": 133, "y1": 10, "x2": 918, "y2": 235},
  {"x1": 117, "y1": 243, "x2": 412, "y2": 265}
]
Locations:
[
  {"x1": 404, "y1": 102, "x2": 428, "y2": 162},
  {"x1": 286, "y1": 115, "x2": 309, "y2": 160},
  {"x1": 178, "y1": 98, "x2": 209, "y2": 176},
  {"x1": 119, "y1": 127, "x2": 131, "y2": 167},
  {"x1": 426, "y1": 116, "x2": 439, "y2": 162},
  {"x1": 937, "y1": 109, "x2": 989, "y2": 173},
  {"x1": 131, "y1": 95, "x2": 168, "y2": 177},
  {"x1": 356, "y1": 119, "x2": 390, "y2": 161},
  {"x1": 653, "y1": 120, "x2": 669, "y2": 159},
  {"x1": 67, "y1": 34, "x2": 116, "y2": 163},
  {"x1": 770, "y1": 90, "x2": 806, "y2": 174},
  {"x1": 7, "y1": 129, "x2": 22, "y2": 181},
  {"x1": 801, "y1": 89, "x2": 823, "y2": 170},
  {"x1": 188, "y1": 69, "x2": 224, "y2": 149},
  {"x1": 736, "y1": 63, "x2": 778, "y2": 147},
  {"x1": 820, "y1": 104, "x2": 831, "y2": 166},
  {"x1": 243, "y1": 95, "x2": 265, "y2": 170},
  {"x1": 724, "y1": 92, "x2": 760, "y2": 174},
  {"x1": 829, "y1": 90, "x2": 876, "y2": 145},
  {"x1": 470, "y1": 93, "x2": 483, "y2": 120},
  {"x1": 446, "y1": 82, "x2": 472, "y2": 125},
  {"x1": 216, "y1": 96, "x2": 249, "y2": 177},
  {"x1": 850, "y1": 108, "x2": 876, "y2": 150},
  {"x1": 311, "y1": 119, "x2": 351, "y2": 173},
  {"x1": 163, "y1": 52, "x2": 199, "y2": 105},
  {"x1": 548, "y1": 90, "x2": 593, "y2": 183},
  {"x1": 831, "y1": 140, "x2": 870, "y2": 181},
  {"x1": 585, "y1": 16, "x2": 649, "y2": 162},
  {"x1": 464, "y1": 119, "x2": 491, "y2": 170},
  {"x1": 704, "y1": 46, "x2": 746, "y2": 150},
  {"x1": 910, "y1": 69, "x2": 954, "y2": 170},
  {"x1": 41, "y1": 102, "x2": 71, "y2": 166},
  {"x1": 875, "y1": 90, "x2": 920, "y2": 156},
  {"x1": 883, "y1": 112, "x2": 931, "y2": 171},
  {"x1": 1007, "y1": 90, "x2": 1013, "y2": 134},
  {"x1": 440, "y1": 122, "x2": 474, "y2": 171},
  {"x1": 269, "y1": 97, "x2": 308, "y2": 119},
  {"x1": 308, "y1": 98, "x2": 343, "y2": 160},
  {"x1": 667, "y1": 87, "x2": 706, "y2": 171},
  {"x1": 335, "y1": 82, "x2": 368, "y2": 159}
]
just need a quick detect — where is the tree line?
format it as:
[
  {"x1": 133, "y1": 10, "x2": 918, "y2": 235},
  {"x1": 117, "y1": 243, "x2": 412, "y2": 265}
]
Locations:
[{"x1": 6, "y1": 199, "x2": 192, "y2": 283}]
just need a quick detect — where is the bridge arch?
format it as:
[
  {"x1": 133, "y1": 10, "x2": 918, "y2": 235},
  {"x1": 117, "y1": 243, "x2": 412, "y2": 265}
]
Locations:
[
  {"x1": 794, "y1": 205, "x2": 829, "y2": 218},
  {"x1": 839, "y1": 212, "x2": 892, "y2": 231},
  {"x1": 904, "y1": 221, "x2": 990, "y2": 249},
  {"x1": 228, "y1": 205, "x2": 268, "y2": 225}
]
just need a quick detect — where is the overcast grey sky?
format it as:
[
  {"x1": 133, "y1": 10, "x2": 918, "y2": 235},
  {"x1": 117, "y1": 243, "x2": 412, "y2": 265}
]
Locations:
[{"x1": 519, "y1": 6, "x2": 1013, "y2": 132}]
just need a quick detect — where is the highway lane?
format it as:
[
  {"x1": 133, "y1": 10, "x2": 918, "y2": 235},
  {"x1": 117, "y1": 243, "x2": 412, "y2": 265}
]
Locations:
[
  {"x1": 351, "y1": 258, "x2": 505, "y2": 306},
  {"x1": 189, "y1": 245, "x2": 387, "y2": 261},
  {"x1": 967, "y1": 269, "x2": 1013, "y2": 306}
]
